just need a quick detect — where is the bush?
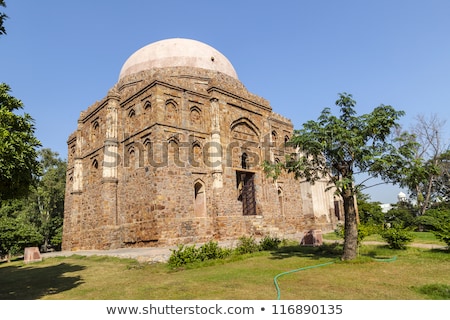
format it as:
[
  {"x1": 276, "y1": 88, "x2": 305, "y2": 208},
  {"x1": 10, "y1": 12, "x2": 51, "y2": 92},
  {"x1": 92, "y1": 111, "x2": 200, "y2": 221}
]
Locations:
[
  {"x1": 168, "y1": 241, "x2": 233, "y2": 269},
  {"x1": 334, "y1": 223, "x2": 378, "y2": 246},
  {"x1": 235, "y1": 236, "x2": 260, "y2": 255},
  {"x1": 380, "y1": 227, "x2": 415, "y2": 249},
  {"x1": 417, "y1": 208, "x2": 450, "y2": 247},
  {"x1": 198, "y1": 241, "x2": 231, "y2": 260},
  {"x1": 259, "y1": 236, "x2": 281, "y2": 251},
  {"x1": 384, "y1": 205, "x2": 418, "y2": 228},
  {"x1": 168, "y1": 236, "x2": 286, "y2": 269},
  {"x1": 167, "y1": 244, "x2": 200, "y2": 268}
]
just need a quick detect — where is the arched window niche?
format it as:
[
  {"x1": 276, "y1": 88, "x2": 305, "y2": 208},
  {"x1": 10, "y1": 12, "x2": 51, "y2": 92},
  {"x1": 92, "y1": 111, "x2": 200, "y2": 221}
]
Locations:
[{"x1": 193, "y1": 180, "x2": 207, "y2": 217}]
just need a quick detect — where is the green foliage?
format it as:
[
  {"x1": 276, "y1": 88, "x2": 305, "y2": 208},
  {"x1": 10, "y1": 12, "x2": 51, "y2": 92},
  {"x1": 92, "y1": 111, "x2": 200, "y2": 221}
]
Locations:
[
  {"x1": 50, "y1": 225, "x2": 63, "y2": 250},
  {"x1": 168, "y1": 236, "x2": 284, "y2": 269},
  {"x1": 380, "y1": 226, "x2": 415, "y2": 249},
  {"x1": 385, "y1": 204, "x2": 417, "y2": 228},
  {"x1": 0, "y1": 83, "x2": 42, "y2": 200},
  {"x1": 414, "y1": 284, "x2": 450, "y2": 300},
  {"x1": 168, "y1": 244, "x2": 201, "y2": 268},
  {"x1": 235, "y1": 236, "x2": 260, "y2": 255},
  {"x1": 417, "y1": 208, "x2": 450, "y2": 246},
  {"x1": 259, "y1": 235, "x2": 282, "y2": 251},
  {"x1": 283, "y1": 93, "x2": 412, "y2": 192},
  {"x1": 0, "y1": 148, "x2": 66, "y2": 255},
  {"x1": 29, "y1": 149, "x2": 66, "y2": 251},
  {"x1": 167, "y1": 241, "x2": 233, "y2": 269},
  {"x1": 334, "y1": 223, "x2": 378, "y2": 246},
  {"x1": 264, "y1": 92, "x2": 414, "y2": 260},
  {"x1": 198, "y1": 240, "x2": 231, "y2": 260},
  {"x1": 0, "y1": 0, "x2": 7, "y2": 36},
  {"x1": 0, "y1": 215, "x2": 43, "y2": 259},
  {"x1": 357, "y1": 195, "x2": 385, "y2": 226}
]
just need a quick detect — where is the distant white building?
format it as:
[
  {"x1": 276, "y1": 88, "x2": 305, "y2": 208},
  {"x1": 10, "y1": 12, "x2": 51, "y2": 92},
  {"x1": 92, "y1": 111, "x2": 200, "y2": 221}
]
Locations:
[
  {"x1": 380, "y1": 192, "x2": 409, "y2": 213},
  {"x1": 397, "y1": 192, "x2": 407, "y2": 202},
  {"x1": 380, "y1": 203, "x2": 393, "y2": 213}
]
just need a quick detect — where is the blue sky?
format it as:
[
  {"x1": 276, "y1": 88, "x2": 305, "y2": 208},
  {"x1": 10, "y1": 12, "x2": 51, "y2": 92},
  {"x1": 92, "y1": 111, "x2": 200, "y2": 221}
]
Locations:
[{"x1": 1, "y1": 0, "x2": 449, "y2": 204}]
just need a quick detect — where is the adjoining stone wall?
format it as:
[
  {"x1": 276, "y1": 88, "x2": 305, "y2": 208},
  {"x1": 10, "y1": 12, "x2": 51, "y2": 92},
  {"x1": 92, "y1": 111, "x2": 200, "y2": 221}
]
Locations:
[{"x1": 62, "y1": 66, "x2": 338, "y2": 251}]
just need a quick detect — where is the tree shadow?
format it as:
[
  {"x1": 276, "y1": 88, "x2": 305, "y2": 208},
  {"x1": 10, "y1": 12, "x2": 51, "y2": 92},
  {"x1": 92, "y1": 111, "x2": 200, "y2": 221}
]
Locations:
[
  {"x1": 0, "y1": 262, "x2": 85, "y2": 299},
  {"x1": 269, "y1": 243, "x2": 342, "y2": 260}
]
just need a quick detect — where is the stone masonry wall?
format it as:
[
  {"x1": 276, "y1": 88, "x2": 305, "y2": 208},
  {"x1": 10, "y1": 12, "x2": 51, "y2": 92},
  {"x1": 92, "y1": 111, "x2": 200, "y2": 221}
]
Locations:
[{"x1": 62, "y1": 67, "x2": 337, "y2": 251}]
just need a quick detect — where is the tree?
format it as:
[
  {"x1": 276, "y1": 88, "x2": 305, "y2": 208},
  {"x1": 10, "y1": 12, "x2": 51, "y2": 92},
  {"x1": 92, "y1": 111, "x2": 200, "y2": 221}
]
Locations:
[
  {"x1": 0, "y1": 0, "x2": 7, "y2": 36},
  {"x1": 0, "y1": 83, "x2": 42, "y2": 200},
  {"x1": 402, "y1": 114, "x2": 449, "y2": 214},
  {"x1": 417, "y1": 205, "x2": 450, "y2": 247},
  {"x1": 265, "y1": 93, "x2": 417, "y2": 260},
  {"x1": 0, "y1": 149, "x2": 66, "y2": 259},
  {"x1": 0, "y1": 199, "x2": 43, "y2": 261},
  {"x1": 28, "y1": 149, "x2": 66, "y2": 251},
  {"x1": 432, "y1": 150, "x2": 450, "y2": 201},
  {"x1": 356, "y1": 192, "x2": 385, "y2": 226}
]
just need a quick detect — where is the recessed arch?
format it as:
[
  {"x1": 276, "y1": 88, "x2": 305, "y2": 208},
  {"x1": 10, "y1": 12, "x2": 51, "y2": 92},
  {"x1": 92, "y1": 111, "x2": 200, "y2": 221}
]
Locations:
[
  {"x1": 193, "y1": 179, "x2": 206, "y2": 217},
  {"x1": 165, "y1": 100, "x2": 178, "y2": 123},
  {"x1": 167, "y1": 136, "x2": 182, "y2": 167},
  {"x1": 92, "y1": 120, "x2": 100, "y2": 130},
  {"x1": 125, "y1": 144, "x2": 144, "y2": 168},
  {"x1": 143, "y1": 137, "x2": 151, "y2": 146},
  {"x1": 191, "y1": 140, "x2": 203, "y2": 167},
  {"x1": 189, "y1": 106, "x2": 202, "y2": 125},
  {"x1": 278, "y1": 186, "x2": 284, "y2": 215},
  {"x1": 272, "y1": 130, "x2": 278, "y2": 144},
  {"x1": 230, "y1": 117, "x2": 260, "y2": 137},
  {"x1": 91, "y1": 120, "x2": 100, "y2": 143}
]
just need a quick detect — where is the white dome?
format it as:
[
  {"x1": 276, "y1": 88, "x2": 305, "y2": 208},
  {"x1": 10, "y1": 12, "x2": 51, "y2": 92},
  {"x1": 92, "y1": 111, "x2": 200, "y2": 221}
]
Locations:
[
  {"x1": 397, "y1": 192, "x2": 407, "y2": 201},
  {"x1": 119, "y1": 38, "x2": 238, "y2": 80}
]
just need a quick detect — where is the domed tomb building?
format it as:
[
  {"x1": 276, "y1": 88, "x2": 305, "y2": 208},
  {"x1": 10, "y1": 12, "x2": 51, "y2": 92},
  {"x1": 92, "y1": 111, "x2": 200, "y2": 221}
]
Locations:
[{"x1": 62, "y1": 38, "x2": 338, "y2": 250}]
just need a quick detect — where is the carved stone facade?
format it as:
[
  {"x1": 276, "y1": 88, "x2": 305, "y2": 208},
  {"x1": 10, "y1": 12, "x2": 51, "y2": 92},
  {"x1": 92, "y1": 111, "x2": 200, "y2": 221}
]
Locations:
[{"x1": 62, "y1": 39, "x2": 338, "y2": 250}]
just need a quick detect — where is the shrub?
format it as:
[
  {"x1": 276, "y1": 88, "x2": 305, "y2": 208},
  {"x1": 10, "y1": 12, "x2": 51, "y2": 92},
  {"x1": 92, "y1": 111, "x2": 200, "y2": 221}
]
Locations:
[
  {"x1": 417, "y1": 208, "x2": 450, "y2": 247},
  {"x1": 380, "y1": 227, "x2": 415, "y2": 249},
  {"x1": 235, "y1": 236, "x2": 260, "y2": 255},
  {"x1": 167, "y1": 244, "x2": 200, "y2": 268},
  {"x1": 168, "y1": 236, "x2": 287, "y2": 269},
  {"x1": 198, "y1": 241, "x2": 231, "y2": 260},
  {"x1": 334, "y1": 223, "x2": 378, "y2": 246},
  {"x1": 259, "y1": 236, "x2": 281, "y2": 251},
  {"x1": 168, "y1": 241, "x2": 233, "y2": 269}
]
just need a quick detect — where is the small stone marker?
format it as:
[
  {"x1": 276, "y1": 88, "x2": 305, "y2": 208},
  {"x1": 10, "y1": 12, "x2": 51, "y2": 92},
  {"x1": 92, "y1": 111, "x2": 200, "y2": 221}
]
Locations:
[
  {"x1": 300, "y1": 229, "x2": 323, "y2": 246},
  {"x1": 24, "y1": 247, "x2": 42, "y2": 264}
]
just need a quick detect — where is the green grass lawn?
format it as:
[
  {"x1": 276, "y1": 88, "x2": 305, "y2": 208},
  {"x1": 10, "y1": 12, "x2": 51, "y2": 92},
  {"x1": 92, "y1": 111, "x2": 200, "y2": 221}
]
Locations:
[{"x1": 1, "y1": 241, "x2": 449, "y2": 300}]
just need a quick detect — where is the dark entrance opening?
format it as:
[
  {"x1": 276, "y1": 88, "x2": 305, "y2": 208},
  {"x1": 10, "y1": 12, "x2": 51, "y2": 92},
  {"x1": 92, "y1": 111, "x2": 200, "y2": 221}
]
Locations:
[{"x1": 236, "y1": 171, "x2": 256, "y2": 216}]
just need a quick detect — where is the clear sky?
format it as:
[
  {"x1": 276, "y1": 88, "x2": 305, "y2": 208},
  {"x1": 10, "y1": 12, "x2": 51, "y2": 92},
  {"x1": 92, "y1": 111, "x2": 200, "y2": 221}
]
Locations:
[{"x1": 1, "y1": 0, "x2": 449, "y2": 204}]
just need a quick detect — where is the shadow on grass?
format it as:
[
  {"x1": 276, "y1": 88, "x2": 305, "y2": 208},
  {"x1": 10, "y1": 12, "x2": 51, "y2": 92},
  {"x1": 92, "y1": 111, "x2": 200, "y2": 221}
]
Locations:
[
  {"x1": 270, "y1": 243, "x2": 343, "y2": 260},
  {"x1": 0, "y1": 262, "x2": 85, "y2": 300}
]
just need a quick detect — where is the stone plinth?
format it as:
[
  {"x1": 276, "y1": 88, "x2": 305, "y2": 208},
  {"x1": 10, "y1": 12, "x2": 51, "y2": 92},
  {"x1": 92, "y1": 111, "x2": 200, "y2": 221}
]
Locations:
[
  {"x1": 24, "y1": 247, "x2": 42, "y2": 264},
  {"x1": 300, "y1": 229, "x2": 323, "y2": 247}
]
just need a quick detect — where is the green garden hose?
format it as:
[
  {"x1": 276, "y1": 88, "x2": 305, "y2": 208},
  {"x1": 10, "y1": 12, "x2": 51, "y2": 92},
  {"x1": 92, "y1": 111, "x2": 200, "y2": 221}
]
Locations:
[{"x1": 273, "y1": 256, "x2": 397, "y2": 299}]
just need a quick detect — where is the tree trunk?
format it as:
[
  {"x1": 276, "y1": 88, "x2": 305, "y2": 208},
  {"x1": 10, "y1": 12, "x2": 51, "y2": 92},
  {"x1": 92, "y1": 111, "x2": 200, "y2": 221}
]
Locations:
[
  {"x1": 341, "y1": 190, "x2": 358, "y2": 260},
  {"x1": 420, "y1": 175, "x2": 434, "y2": 215}
]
